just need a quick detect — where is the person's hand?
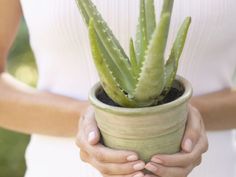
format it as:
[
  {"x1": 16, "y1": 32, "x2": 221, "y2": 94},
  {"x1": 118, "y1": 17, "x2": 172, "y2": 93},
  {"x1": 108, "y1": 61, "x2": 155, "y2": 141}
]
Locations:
[
  {"x1": 76, "y1": 106, "x2": 145, "y2": 177},
  {"x1": 144, "y1": 105, "x2": 208, "y2": 177}
]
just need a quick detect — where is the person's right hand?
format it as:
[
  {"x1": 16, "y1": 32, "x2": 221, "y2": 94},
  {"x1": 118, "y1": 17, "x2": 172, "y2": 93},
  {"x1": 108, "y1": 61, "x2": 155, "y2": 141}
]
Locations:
[{"x1": 76, "y1": 106, "x2": 145, "y2": 177}]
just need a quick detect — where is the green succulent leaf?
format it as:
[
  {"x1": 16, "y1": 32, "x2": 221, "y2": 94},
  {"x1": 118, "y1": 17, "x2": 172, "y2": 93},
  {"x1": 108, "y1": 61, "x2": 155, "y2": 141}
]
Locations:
[
  {"x1": 129, "y1": 38, "x2": 138, "y2": 78},
  {"x1": 135, "y1": 0, "x2": 148, "y2": 66},
  {"x1": 88, "y1": 20, "x2": 137, "y2": 107},
  {"x1": 76, "y1": 0, "x2": 135, "y2": 93},
  {"x1": 76, "y1": 0, "x2": 191, "y2": 108},
  {"x1": 145, "y1": 0, "x2": 156, "y2": 41},
  {"x1": 75, "y1": 0, "x2": 89, "y2": 25},
  {"x1": 96, "y1": 36, "x2": 128, "y2": 91},
  {"x1": 164, "y1": 17, "x2": 192, "y2": 93},
  {"x1": 161, "y1": 0, "x2": 174, "y2": 17},
  {"x1": 75, "y1": 0, "x2": 128, "y2": 60},
  {"x1": 133, "y1": 13, "x2": 171, "y2": 103}
]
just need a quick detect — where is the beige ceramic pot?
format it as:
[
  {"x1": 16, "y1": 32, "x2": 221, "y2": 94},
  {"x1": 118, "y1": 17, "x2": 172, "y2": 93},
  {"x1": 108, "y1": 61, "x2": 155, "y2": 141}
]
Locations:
[{"x1": 89, "y1": 75, "x2": 192, "y2": 163}]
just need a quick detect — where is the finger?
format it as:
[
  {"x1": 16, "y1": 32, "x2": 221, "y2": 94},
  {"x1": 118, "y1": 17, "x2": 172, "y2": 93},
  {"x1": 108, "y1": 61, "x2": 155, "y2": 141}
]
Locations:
[
  {"x1": 144, "y1": 175, "x2": 160, "y2": 177},
  {"x1": 199, "y1": 118, "x2": 209, "y2": 153},
  {"x1": 151, "y1": 106, "x2": 205, "y2": 168},
  {"x1": 181, "y1": 105, "x2": 202, "y2": 153},
  {"x1": 80, "y1": 150, "x2": 90, "y2": 163},
  {"x1": 79, "y1": 141, "x2": 140, "y2": 165},
  {"x1": 78, "y1": 115, "x2": 140, "y2": 164},
  {"x1": 91, "y1": 158, "x2": 145, "y2": 175},
  {"x1": 151, "y1": 136, "x2": 205, "y2": 167},
  {"x1": 80, "y1": 106, "x2": 100, "y2": 145},
  {"x1": 194, "y1": 157, "x2": 202, "y2": 167},
  {"x1": 151, "y1": 152, "x2": 195, "y2": 167},
  {"x1": 104, "y1": 172, "x2": 144, "y2": 177},
  {"x1": 88, "y1": 144, "x2": 139, "y2": 163},
  {"x1": 145, "y1": 162, "x2": 188, "y2": 177}
]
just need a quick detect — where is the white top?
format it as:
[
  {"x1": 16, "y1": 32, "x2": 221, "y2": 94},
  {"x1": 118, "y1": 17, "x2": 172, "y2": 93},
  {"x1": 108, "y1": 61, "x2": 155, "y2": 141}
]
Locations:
[{"x1": 20, "y1": 0, "x2": 236, "y2": 177}]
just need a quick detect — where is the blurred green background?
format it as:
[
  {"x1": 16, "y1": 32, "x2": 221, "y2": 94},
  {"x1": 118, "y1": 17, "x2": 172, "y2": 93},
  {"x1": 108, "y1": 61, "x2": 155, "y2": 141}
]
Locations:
[{"x1": 0, "y1": 19, "x2": 37, "y2": 177}]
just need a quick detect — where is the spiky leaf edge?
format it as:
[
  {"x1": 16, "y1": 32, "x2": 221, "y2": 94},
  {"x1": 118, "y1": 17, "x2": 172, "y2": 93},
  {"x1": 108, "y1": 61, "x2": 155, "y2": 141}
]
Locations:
[
  {"x1": 163, "y1": 17, "x2": 192, "y2": 95},
  {"x1": 76, "y1": 0, "x2": 135, "y2": 93},
  {"x1": 89, "y1": 20, "x2": 137, "y2": 107},
  {"x1": 133, "y1": 13, "x2": 171, "y2": 103}
]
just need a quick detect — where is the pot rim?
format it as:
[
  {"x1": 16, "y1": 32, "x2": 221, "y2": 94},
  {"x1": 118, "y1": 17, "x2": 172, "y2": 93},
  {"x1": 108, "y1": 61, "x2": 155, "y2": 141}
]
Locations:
[{"x1": 89, "y1": 75, "x2": 193, "y2": 115}]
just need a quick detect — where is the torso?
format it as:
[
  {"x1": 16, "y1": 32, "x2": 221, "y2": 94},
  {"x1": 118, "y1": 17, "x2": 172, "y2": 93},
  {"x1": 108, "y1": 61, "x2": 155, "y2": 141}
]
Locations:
[{"x1": 20, "y1": 0, "x2": 236, "y2": 176}]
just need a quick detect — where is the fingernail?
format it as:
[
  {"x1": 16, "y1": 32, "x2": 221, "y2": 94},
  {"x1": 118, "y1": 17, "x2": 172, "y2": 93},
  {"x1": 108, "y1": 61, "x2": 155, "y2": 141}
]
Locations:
[
  {"x1": 133, "y1": 162, "x2": 145, "y2": 171},
  {"x1": 145, "y1": 163, "x2": 158, "y2": 172},
  {"x1": 133, "y1": 173, "x2": 144, "y2": 177},
  {"x1": 151, "y1": 157, "x2": 163, "y2": 164},
  {"x1": 88, "y1": 131, "x2": 96, "y2": 143},
  {"x1": 184, "y1": 138, "x2": 193, "y2": 152},
  {"x1": 127, "y1": 154, "x2": 138, "y2": 161}
]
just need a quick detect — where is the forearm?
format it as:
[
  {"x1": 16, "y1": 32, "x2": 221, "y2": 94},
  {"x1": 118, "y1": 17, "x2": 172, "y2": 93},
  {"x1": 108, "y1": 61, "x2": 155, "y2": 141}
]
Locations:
[
  {"x1": 191, "y1": 88, "x2": 236, "y2": 131},
  {"x1": 0, "y1": 72, "x2": 89, "y2": 137}
]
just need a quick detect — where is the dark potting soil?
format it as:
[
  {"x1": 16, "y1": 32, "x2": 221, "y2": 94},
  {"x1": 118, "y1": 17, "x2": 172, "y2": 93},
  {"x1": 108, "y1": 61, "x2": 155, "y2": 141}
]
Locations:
[
  {"x1": 96, "y1": 80, "x2": 185, "y2": 107},
  {"x1": 96, "y1": 89, "x2": 121, "y2": 107}
]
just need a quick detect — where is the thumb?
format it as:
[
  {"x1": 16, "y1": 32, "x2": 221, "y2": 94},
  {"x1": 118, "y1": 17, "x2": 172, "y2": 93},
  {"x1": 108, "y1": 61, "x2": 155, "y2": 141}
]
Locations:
[
  {"x1": 182, "y1": 105, "x2": 202, "y2": 153},
  {"x1": 83, "y1": 106, "x2": 100, "y2": 145}
]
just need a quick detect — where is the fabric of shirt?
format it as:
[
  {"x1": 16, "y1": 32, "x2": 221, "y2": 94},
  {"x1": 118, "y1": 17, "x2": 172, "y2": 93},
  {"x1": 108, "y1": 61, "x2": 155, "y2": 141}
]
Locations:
[{"x1": 20, "y1": 0, "x2": 236, "y2": 176}]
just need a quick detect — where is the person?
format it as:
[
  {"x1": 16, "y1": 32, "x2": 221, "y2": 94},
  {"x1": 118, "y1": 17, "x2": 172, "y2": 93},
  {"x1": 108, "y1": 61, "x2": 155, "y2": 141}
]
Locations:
[{"x1": 0, "y1": 0, "x2": 234, "y2": 177}]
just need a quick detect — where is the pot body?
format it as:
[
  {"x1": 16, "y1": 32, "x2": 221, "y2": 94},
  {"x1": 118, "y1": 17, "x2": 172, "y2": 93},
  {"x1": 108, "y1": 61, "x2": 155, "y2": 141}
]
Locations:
[{"x1": 89, "y1": 76, "x2": 192, "y2": 162}]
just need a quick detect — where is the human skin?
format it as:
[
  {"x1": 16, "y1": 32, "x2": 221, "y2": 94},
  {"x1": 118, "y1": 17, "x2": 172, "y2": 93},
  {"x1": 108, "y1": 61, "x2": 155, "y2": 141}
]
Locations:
[
  {"x1": 191, "y1": 88, "x2": 236, "y2": 130},
  {"x1": 77, "y1": 105, "x2": 208, "y2": 177},
  {"x1": 0, "y1": 0, "x2": 90, "y2": 137},
  {"x1": 0, "y1": 0, "x2": 235, "y2": 177}
]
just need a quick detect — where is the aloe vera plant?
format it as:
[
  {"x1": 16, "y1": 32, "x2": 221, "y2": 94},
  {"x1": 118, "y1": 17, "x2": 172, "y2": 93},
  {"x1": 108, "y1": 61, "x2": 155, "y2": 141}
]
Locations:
[{"x1": 76, "y1": 0, "x2": 191, "y2": 108}]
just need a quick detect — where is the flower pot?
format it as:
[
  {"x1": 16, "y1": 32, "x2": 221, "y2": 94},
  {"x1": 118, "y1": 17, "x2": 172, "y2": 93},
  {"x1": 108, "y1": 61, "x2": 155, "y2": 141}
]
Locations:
[{"x1": 89, "y1": 75, "x2": 192, "y2": 163}]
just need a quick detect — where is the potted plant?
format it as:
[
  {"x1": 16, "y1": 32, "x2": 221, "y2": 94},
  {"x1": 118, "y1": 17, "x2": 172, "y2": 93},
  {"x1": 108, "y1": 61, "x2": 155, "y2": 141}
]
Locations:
[{"x1": 76, "y1": 0, "x2": 192, "y2": 163}]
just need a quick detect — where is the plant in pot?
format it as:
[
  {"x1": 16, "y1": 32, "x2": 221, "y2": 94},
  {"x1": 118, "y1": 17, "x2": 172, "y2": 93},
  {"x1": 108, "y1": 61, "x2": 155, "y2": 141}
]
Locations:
[{"x1": 76, "y1": 0, "x2": 192, "y2": 163}]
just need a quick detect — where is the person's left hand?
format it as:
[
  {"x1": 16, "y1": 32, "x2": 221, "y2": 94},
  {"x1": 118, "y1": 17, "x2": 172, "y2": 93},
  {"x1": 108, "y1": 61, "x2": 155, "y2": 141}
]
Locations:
[{"x1": 144, "y1": 105, "x2": 208, "y2": 177}]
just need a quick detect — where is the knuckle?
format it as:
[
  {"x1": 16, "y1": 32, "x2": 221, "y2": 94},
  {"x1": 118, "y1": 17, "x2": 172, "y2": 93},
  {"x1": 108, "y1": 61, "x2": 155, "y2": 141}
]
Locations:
[
  {"x1": 152, "y1": 167, "x2": 159, "y2": 174},
  {"x1": 199, "y1": 136, "x2": 209, "y2": 154},
  {"x1": 80, "y1": 150, "x2": 89, "y2": 162},
  {"x1": 189, "y1": 131, "x2": 199, "y2": 141},
  {"x1": 95, "y1": 150, "x2": 105, "y2": 162},
  {"x1": 202, "y1": 144, "x2": 208, "y2": 154},
  {"x1": 90, "y1": 159, "x2": 111, "y2": 175},
  {"x1": 98, "y1": 164, "x2": 110, "y2": 175},
  {"x1": 203, "y1": 138, "x2": 209, "y2": 153},
  {"x1": 126, "y1": 164, "x2": 137, "y2": 174},
  {"x1": 195, "y1": 156, "x2": 202, "y2": 167},
  {"x1": 193, "y1": 126, "x2": 200, "y2": 135},
  {"x1": 155, "y1": 166, "x2": 166, "y2": 176},
  {"x1": 179, "y1": 171, "x2": 187, "y2": 177},
  {"x1": 197, "y1": 159, "x2": 202, "y2": 166},
  {"x1": 184, "y1": 159, "x2": 199, "y2": 177},
  {"x1": 182, "y1": 167, "x2": 192, "y2": 177},
  {"x1": 186, "y1": 153, "x2": 195, "y2": 165}
]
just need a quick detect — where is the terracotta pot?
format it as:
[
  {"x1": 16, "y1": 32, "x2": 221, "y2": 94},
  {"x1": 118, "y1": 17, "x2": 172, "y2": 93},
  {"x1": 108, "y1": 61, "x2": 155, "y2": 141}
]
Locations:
[{"x1": 89, "y1": 75, "x2": 192, "y2": 163}]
